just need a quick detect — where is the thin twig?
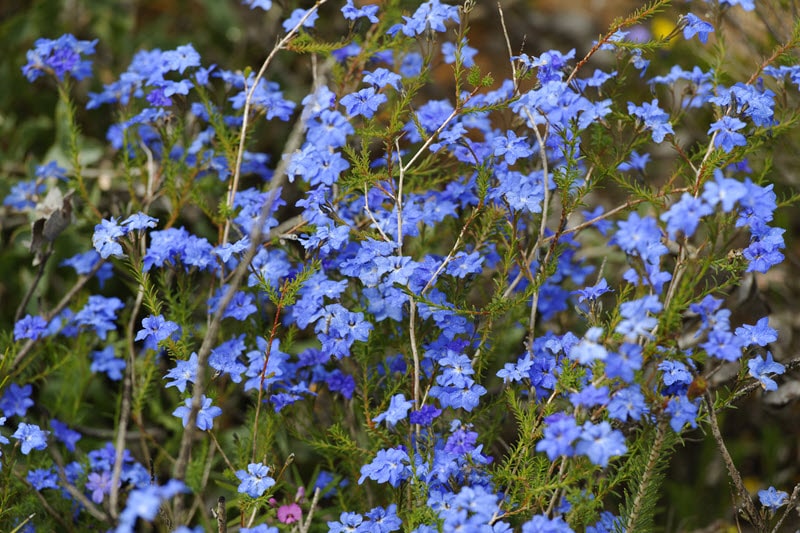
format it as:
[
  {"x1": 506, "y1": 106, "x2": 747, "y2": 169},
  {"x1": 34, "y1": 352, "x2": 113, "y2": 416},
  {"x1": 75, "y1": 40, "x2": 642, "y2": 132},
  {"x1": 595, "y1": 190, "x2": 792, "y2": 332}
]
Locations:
[
  {"x1": 299, "y1": 487, "x2": 322, "y2": 533},
  {"x1": 222, "y1": 0, "x2": 329, "y2": 246},
  {"x1": 11, "y1": 258, "x2": 106, "y2": 367},
  {"x1": 14, "y1": 248, "x2": 52, "y2": 323},
  {"x1": 704, "y1": 390, "x2": 764, "y2": 528}
]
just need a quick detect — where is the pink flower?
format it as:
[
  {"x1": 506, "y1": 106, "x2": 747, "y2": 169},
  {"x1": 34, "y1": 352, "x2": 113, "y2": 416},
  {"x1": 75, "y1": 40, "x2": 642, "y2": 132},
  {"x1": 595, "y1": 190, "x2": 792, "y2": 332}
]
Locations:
[{"x1": 277, "y1": 503, "x2": 302, "y2": 524}]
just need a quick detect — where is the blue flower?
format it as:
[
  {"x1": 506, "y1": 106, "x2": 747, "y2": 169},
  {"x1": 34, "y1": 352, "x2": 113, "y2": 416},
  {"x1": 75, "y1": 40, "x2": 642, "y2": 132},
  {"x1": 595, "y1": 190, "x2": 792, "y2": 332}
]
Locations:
[
  {"x1": 118, "y1": 480, "x2": 186, "y2": 530},
  {"x1": 0, "y1": 383, "x2": 34, "y2": 418},
  {"x1": 92, "y1": 217, "x2": 127, "y2": 259},
  {"x1": 74, "y1": 295, "x2": 125, "y2": 340},
  {"x1": 328, "y1": 512, "x2": 364, "y2": 533},
  {"x1": 3, "y1": 180, "x2": 45, "y2": 210},
  {"x1": 607, "y1": 386, "x2": 648, "y2": 422},
  {"x1": 758, "y1": 486, "x2": 789, "y2": 511},
  {"x1": 135, "y1": 314, "x2": 180, "y2": 344},
  {"x1": 243, "y1": 0, "x2": 271, "y2": 10},
  {"x1": 735, "y1": 317, "x2": 778, "y2": 347},
  {"x1": 522, "y1": 515, "x2": 574, "y2": 532},
  {"x1": 363, "y1": 68, "x2": 401, "y2": 91},
  {"x1": 681, "y1": 13, "x2": 714, "y2": 43},
  {"x1": 701, "y1": 169, "x2": 747, "y2": 212},
  {"x1": 748, "y1": 352, "x2": 785, "y2": 391},
  {"x1": 27, "y1": 468, "x2": 58, "y2": 491},
  {"x1": 665, "y1": 395, "x2": 699, "y2": 433},
  {"x1": 660, "y1": 193, "x2": 713, "y2": 240},
  {"x1": 358, "y1": 448, "x2": 411, "y2": 487},
  {"x1": 282, "y1": 8, "x2": 319, "y2": 32},
  {"x1": 569, "y1": 327, "x2": 607, "y2": 364},
  {"x1": 209, "y1": 335, "x2": 247, "y2": 383},
  {"x1": 13, "y1": 314, "x2": 48, "y2": 341},
  {"x1": 616, "y1": 295, "x2": 662, "y2": 340},
  {"x1": 12, "y1": 423, "x2": 49, "y2": 454},
  {"x1": 373, "y1": 394, "x2": 414, "y2": 428},
  {"x1": 387, "y1": 0, "x2": 460, "y2": 37},
  {"x1": 172, "y1": 395, "x2": 222, "y2": 431},
  {"x1": 22, "y1": 34, "x2": 97, "y2": 82},
  {"x1": 236, "y1": 463, "x2": 276, "y2": 498},
  {"x1": 90, "y1": 346, "x2": 126, "y2": 381},
  {"x1": 658, "y1": 360, "x2": 693, "y2": 395},
  {"x1": 709, "y1": 116, "x2": 747, "y2": 153},
  {"x1": 50, "y1": 419, "x2": 81, "y2": 452},
  {"x1": 164, "y1": 353, "x2": 199, "y2": 393},
  {"x1": 340, "y1": 87, "x2": 387, "y2": 119},
  {"x1": 628, "y1": 99, "x2": 674, "y2": 143},
  {"x1": 535, "y1": 413, "x2": 580, "y2": 460},
  {"x1": 492, "y1": 130, "x2": 534, "y2": 165},
  {"x1": 744, "y1": 226, "x2": 785, "y2": 273},
  {"x1": 575, "y1": 421, "x2": 627, "y2": 467},
  {"x1": 122, "y1": 212, "x2": 158, "y2": 231},
  {"x1": 442, "y1": 39, "x2": 478, "y2": 67},
  {"x1": 365, "y1": 504, "x2": 402, "y2": 533},
  {"x1": 342, "y1": 0, "x2": 379, "y2": 23}
]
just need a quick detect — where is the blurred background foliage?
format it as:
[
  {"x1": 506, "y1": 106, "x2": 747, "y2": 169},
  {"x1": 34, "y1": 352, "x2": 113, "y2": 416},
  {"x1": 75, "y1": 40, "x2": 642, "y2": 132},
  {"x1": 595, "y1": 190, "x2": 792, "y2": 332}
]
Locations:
[{"x1": 2, "y1": 1, "x2": 799, "y2": 530}]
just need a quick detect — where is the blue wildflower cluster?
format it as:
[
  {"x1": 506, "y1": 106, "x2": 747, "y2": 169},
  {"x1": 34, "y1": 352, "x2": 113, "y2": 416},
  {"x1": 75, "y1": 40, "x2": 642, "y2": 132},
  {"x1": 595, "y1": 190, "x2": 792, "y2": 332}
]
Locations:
[{"x1": 3, "y1": 0, "x2": 799, "y2": 531}]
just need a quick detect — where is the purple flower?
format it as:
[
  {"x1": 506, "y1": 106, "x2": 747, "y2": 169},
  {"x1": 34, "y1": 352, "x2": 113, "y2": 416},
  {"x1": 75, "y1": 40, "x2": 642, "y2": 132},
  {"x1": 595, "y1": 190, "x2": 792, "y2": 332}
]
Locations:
[
  {"x1": 278, "y1": 503, "x2": 302, "y2": 524},
  {"x1": 409, "y1": 404, "x2": 442, "y2": 425},
  {"x1": 86, "y1": 470, "x2": 113, "y2": 503},
  {"x1": 172, "y1": 395, "x2": 222, "y2": 431}
]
